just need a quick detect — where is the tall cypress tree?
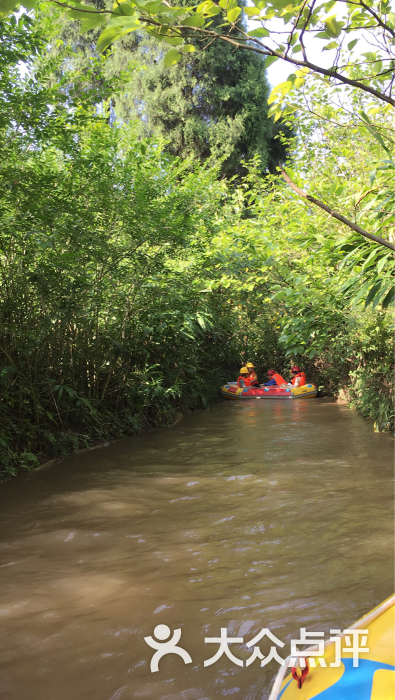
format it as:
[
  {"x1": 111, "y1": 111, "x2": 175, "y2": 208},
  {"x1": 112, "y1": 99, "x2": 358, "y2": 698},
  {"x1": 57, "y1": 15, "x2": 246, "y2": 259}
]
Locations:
[
  {"x1": 40, "y1": 4, "x2": 289, "y2": 178},
  {"x1": 107, "y1": 32, "x2": 288, "y2": 178}
]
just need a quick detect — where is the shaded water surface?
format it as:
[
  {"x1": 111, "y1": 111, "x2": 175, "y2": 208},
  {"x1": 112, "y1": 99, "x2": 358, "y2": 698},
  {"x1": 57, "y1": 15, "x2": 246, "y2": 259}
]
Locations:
[{"x1": 0, "y1": 399, "x2": 393, "y2": 700}]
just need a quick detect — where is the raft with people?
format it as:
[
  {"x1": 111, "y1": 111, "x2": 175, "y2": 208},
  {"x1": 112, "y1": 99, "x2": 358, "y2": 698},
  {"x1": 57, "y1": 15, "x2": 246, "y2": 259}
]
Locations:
[{"x1": 221, "y1": 364, "x2": 318, "y2": 400}]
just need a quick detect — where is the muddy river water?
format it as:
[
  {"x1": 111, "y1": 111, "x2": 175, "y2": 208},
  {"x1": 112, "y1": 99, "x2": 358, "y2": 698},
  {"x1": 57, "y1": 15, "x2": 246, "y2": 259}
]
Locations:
[{"x1": 0, "y1": 399, "x2": 393, "y2": 700}]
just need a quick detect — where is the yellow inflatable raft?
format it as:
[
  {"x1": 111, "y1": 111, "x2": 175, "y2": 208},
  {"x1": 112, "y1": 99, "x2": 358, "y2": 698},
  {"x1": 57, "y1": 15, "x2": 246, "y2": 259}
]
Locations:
[
  {"x1": 269, "y1": 594, "x2": 395, "y2": 700},
  {"x1": 221, "y1": 383, "x2": 318, "y2": 400}
]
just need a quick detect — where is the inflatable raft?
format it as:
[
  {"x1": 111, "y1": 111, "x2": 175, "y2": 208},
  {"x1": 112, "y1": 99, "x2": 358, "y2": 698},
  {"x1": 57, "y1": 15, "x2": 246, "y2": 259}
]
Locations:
[
  {"x1": 221, "y1": 383, "x2": 318, "y2": 400},
  {"x1": 269, "y1": 594, "x2": 395, "y2": 700}
]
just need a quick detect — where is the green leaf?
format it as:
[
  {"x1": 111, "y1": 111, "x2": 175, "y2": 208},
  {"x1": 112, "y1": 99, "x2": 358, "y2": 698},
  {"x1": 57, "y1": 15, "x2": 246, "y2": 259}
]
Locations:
[
  {"x1": 205, "y1": 5, "x2": 222, "y2": 15},
  {"x1": 0, "y1": 0, "x2": 19, "y2": 16},
  {"x1": 244, "y1": 7, "x2": 260, "y2": 16},
  {"x1": 181, "y1": 15, "x2": 205, "y2": 27},
  {"x1": 247, "y1": 27, "x2": 269, "y2": 37},
  {"x1": 143, "y1": 1, "x2": 162, "y2": 11},
  {"x1": 81, "y1": 14, "x2": 106, "y2": 32},
  {"x1": 377, "y1": 253, "x2": 391, "y2": 275},
  {"x1": 381, "y1": 285, "x2": 395, "y2": 309},
  {"x1": 182, "y1": 44, "x2": 196, "y2": 52},
  {"x1": 96, "y1": 18, "x2": 140, "y2": 52},
  {"x1": 324, "y1": 16, "x2": 343, "y2": 38},
  {"x1": 162, "y1": 36, "x2": 183, "y2": 45},
  {"x1": 227, "y1": 6, "x2": 241, "y2": 21},
  {"x1": 365, "y1": 280, "x2": 383, "y2": 309},
  {"x1": 113, "y1": 2, "x2": 136, "y2": 15},
  {"x1": 21, "y1": 0, "x2": 37, "y2": 10},
  {"x1": 164, "y1": 48, "x2": 181, "y2": 66},
  {"x1": 264, "y1": 55, "x2": 278, "y2": 67},
  {"x1": 323, "y1": 41, "x2": 338, "y2": 50},
  {"x1": 66, "y1": 3, "x2": 93, "y2": 19},
  {"x1": 348, "y1": 38, "x2": 358, "y2": 50},
  {"x1": 268, "y1": 80, "x2": 293, "y2": 104},
  {"x1": 196, "y1": 0, "x2": 212, "y2": 11},
  {"x1": 363, "y1": 124, "x2": 391, "y2": 154}
]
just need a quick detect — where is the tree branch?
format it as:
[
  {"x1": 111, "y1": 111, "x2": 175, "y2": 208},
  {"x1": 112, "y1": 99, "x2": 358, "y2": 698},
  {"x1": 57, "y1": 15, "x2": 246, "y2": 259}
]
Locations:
[
  {"x1": 167, "y1": 25, "x2": 395, "y2": 107},
  {"x1": 280, "y1": 168, "x2": 395, "y2": 251}
]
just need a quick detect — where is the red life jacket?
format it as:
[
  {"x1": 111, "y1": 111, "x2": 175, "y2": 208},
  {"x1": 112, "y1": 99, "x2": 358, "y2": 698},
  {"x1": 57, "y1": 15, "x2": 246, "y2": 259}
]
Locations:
[
  {"x1": 291, "y1": 372, "x2": 306, "y2": 386},
  {"x1": 272, "y1": 372, "x2": 286, "y2": 386}
]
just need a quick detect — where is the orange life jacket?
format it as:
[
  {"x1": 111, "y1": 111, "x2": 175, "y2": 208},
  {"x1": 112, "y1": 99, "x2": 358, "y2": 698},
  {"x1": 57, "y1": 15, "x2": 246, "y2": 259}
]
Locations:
[
  {"x1": 238, "y1": 375, "x2": 255, "y2": 388},
  {"x1": 291, "y1": 372, "x2": 306, "y2": 386},
  {"x1": 248, "y1": 371, "x2": 258, "y2": 382},
  {"x1": 272, "y1": 372, "x2": 286, "y2": 386}
]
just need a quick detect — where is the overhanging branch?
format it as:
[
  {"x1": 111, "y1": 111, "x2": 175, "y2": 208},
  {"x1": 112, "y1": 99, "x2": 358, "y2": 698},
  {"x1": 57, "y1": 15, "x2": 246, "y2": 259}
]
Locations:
[{"x1": 280, "y1": 168, "x2": 395, "y2": 252}]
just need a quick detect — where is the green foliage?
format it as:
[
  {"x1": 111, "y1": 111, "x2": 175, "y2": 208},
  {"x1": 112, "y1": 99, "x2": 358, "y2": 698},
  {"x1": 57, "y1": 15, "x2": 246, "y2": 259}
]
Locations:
[
  {"x1": 0, "y1": 18, "x2": 244, "y2": 476},
  {"x1": 0, "y1": 12, "x2": 393, "y2": 481},
  {"x1": 112, "y1": 31, "x2": 289, "y2": 177},
  {"x1": 36, "y1": 2, "x2": 290, "y2": 178},
  {"x1": 6, "y1": 0, "x2": 391, "y2": 111}
]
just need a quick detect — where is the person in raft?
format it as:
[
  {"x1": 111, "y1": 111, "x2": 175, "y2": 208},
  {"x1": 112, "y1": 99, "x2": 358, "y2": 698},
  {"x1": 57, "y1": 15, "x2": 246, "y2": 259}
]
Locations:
[
  {"x1": 289, "y1": 365, "x2": 306, "y2": 387},
  {"x1": 245, "y1": 362, "x2": 259, "y2": 387},
  {"x1": 237, "y1": 367, "x2": 250, "y2": 388},
  {"x1": 261, "y1": 369, "x2": 287, "y2": 386},
  {"x1": 237, "y1": 367, "x2": 260, "y2": 388}
]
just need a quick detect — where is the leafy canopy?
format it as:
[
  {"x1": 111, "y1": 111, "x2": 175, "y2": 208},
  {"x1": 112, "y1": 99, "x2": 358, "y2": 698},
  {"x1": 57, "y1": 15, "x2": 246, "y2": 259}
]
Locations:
[{"x1": 2, "y1": 0, "x2": 393, "y2": 108}]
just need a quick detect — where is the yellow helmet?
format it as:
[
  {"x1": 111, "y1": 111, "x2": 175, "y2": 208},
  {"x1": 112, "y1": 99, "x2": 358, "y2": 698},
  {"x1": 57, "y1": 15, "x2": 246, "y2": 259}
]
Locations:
[
  {"x1": 246, "y1": 362, "x2": 255, "y2": 368},
  {"x1": 240, "y1": 367, "x2": 249, "y2": 374}
]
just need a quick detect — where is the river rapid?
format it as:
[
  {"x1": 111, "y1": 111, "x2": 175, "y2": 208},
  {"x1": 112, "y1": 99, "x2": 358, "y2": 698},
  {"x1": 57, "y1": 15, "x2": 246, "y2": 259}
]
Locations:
[{"x1": 0, "y1": 399, "x2": 393, "y2": 700}]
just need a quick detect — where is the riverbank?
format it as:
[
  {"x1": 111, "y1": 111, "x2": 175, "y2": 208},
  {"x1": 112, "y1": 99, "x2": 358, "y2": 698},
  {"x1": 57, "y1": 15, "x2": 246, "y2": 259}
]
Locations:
[{"x1": 0, "y1": 356, "x2": 395, "y2": 483}]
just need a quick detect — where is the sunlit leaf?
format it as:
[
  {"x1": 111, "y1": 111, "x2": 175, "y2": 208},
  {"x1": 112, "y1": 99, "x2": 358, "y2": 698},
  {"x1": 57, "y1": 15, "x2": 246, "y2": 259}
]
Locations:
[
  {"x1": 323, "y1": 15, "x2": 343, "y2": 38},
  {"x1": 181, "y1": 15, "x2": 205, "y2": 27},
  {"x1": 227, "y1": 6, "x2": 241, "y2": 21},
  {"x1": 264, "y1": 55, "x2": 279, "y2": 67},
  {"x1": 247, "y1": 27, "x2": 269, "y2": 37},
  {"x1": 96, "y1": 17, "x2": 140, "y2": 52},
  {"x1": 164, "y1": 48, "x2": 181, "y2": 66},
  {"x1": 244, "y1": 7, "x2": 260, "y2": 16},
  {"x1": 112, "y1": 2, "x2": 135, "y2": 15}
]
